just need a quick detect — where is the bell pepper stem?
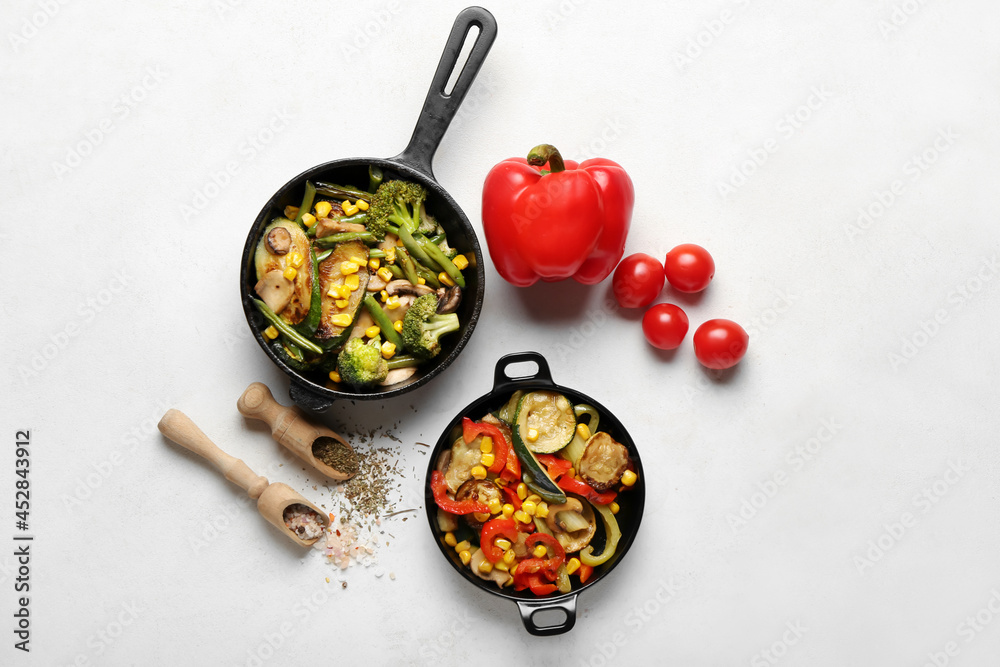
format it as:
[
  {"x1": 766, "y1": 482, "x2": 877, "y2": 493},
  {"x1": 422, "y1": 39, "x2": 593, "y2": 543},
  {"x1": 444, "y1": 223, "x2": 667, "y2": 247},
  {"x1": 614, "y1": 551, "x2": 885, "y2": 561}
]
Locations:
[{"x1": 526, "y1": 144, "x2": 566, "y2": 173}]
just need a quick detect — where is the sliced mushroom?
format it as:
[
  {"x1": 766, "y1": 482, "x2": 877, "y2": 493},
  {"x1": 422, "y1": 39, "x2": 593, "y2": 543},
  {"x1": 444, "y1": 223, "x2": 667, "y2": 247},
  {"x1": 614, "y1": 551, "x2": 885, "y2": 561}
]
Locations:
[
  {"x1": 315, "y1": 217, "x2": 366, "y2": 238},
  {"x1": 578, "y1": 432, "x2": 630, "y2": 493},
  {"x1": 470, "y1": 547, "x2": 509, "y2": 588},
  {"x1": 545, "y1": 496, "x2": 596, "y2": 553},
  {"x1": 349, "y1": 310, "x2": 375, "y2": 340},
  {"x1": 436, "y1": 448, "x2": 452, "y2": 474},
  {"x1": 367, "y1": 273, "x2": 388, "y2": 292},
  {"x1": 456, "y1": 479, "x2": 503, "y2": 531},
  {"x1": 382, "y1": 366, "x2": 417, "y2": 386},
  {"x1": 254, "y1": 270, "x2": 293, "y2": 314},
  {"x1": 266, "y1": 227, "x2": 292, "y2": 255},
  {"x1": 385, "y1": 279, "x2": 435, "y2": 297},
  {"x1": 436, "y1": 285, "x2": 462, "y2": 314}
]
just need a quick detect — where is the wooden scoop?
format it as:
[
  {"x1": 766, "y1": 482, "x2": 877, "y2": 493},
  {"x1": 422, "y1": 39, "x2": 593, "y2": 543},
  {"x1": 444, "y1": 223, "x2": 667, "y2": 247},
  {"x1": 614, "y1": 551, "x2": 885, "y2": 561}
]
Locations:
[
  {"x1": 237, "y1": 382, "x2": 358, "y2": 481},
  {"x1": 158, "y1": 408, "x2": 329, "y2": 547}
]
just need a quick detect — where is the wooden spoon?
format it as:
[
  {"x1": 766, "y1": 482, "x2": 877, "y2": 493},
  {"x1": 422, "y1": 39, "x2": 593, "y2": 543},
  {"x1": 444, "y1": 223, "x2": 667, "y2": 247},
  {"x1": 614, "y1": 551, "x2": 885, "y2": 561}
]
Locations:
[
  {"x1": 237, "y1": 382, "x2": 358, "y2": 481},
  {"x1": 158, "y1": 408, "x2": 329, "y2": 547}
]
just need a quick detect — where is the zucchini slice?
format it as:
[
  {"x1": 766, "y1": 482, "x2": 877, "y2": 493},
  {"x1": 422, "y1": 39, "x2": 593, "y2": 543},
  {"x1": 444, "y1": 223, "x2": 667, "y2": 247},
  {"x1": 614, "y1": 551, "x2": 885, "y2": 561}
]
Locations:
[
  {"x1": 254, "y1": 218, "x2": 313, "y2": 324},
  {"x1": 512, "y1": 420, "x2": 566, "y2": 505},
  {"x1": 315, "y1": 240, "x2": 369, "y2": 341},
  {"x1": 514, "y1": 391, "x2": 576, "y2": 454}
]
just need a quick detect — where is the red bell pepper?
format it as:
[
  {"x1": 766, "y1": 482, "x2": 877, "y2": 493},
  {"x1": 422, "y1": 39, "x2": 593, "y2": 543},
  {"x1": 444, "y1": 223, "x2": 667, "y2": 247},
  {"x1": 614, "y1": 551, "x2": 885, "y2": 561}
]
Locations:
[
  {"x1": 430, "y1": 470, "x2": 489, "y2": 515},
  {"x1": 514, "y1": 533, "x2": 566, "y2": 584},
  {"x1": 517, "y1": 573, "x2": 558, "y2": 596},
  {"x1": 535, "y1": 454, "x2": 572, "y2": 480},
  {"x1": 557, "y1": 475, "x2": 617, "y2": 505},
  {"x1": 500, "y1": 486, "x2": 522, "y2": 511},
  {"x1": 577, "y1": 564, "x2": 594, "y2": 584},
  {"x1": 462, "y1": 418, "x2": 509, "y2": 476},
  {"x1": 482, "y1": 144, "x2": 634, "y2": 286},
  {"x1": 480, "y1": 518, "x2": 519, "y2": 563}
]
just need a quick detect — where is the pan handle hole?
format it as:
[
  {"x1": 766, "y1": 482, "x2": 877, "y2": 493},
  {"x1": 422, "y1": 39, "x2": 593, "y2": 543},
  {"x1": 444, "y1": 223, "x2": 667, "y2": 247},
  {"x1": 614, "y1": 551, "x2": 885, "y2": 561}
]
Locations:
[
  {"x1": 503, "y1": 360, "x2": 539, "y2": 381},
  {"x1": 531, "y1": 608, "x2": 568, "y2": 628},
  {"x1": 443, "y1": 25, "x2": 480, "y2": 96}
]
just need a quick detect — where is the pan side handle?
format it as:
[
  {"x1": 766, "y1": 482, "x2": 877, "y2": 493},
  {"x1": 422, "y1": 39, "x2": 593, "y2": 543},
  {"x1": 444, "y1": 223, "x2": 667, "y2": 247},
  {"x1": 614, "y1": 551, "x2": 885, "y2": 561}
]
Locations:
[{"x1": 392, "y1": 6, "x2": 498, "y2": 180}]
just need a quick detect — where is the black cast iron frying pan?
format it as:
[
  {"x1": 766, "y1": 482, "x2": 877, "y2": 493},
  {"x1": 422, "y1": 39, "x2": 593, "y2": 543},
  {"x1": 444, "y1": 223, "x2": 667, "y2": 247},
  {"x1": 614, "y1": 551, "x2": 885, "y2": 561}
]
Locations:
[
  {"x1": 240, "y1": 7, "x2": 497, "y2": 411},
  {"x1": 424, "y1": 352, "x2": 646, "y2": 635}
]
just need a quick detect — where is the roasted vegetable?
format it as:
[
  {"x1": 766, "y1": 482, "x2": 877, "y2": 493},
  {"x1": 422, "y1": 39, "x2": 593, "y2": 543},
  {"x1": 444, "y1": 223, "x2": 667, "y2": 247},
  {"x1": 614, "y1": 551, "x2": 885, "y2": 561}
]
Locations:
[
  {"x1": 577, "y1": 432, "x2": 630, "y2": 493},
  {"x1": 455, "y1": 479, "x2": 503, "y2": 531},
  {"x1": 336, "y1": 337, "x2": 386, "y2": 387},
  {"x1": 315, "y1": 240, "x2": 369, "y2": 340},
  {"x1": 400, "y1": 293, "x2": 460, "y2": 359},
  {"x1": 545, "y1": 495, "x2": 596, "y2": 553},
  {"x1": 514, "y1": 391, "x2": 576, "y2": 454},
  {"x1": 255, "y1": 219, "x2": 313, "y2": 324}
]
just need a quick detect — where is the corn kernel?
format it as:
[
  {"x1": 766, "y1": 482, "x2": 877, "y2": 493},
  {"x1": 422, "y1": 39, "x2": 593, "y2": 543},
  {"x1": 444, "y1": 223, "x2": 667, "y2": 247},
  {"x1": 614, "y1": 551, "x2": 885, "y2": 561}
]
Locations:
[
  {"x1": 344, "y1": 203, "x2": 360, "y2": 216},
  {"x1": 480, "y1": 437, "x2": 493, "y2": 454},
  {"x1": 535, "y1": 502, "x2": 549, "y2": 519},
  {"x1": 301, "y1": 213, "x2": 316, "y2": 228},
  {"x1": 380, "y1": 289, "x2": 389, "y2": 302},
  {"x1": 514, "y1": 510, "x2": 530, "y2": 524},
  {"x1": 473, "y1": 512, "x2": 490, "y2": 522},
  {"x1": 504, "y1": 575, "x2": 515, "y2": 587},
  {"x1": 576, "y1": 422, "x2": 591, "y2": 440},
  {"x1": 288, "y1": 252, "x2": 304, "y2": 268},
  {"x1": 444, "y1": 532, "x2": 457, "y2": 547},
  {"x1": 284, "y1": 205, "x2": 299, "y2": 220},
  {"x1": 348, "y1": 255, "x2": 365, "y2": 266},
  {"x1": 331, "y1": 314, "x2": 352, "y2": 327},
  {"x1": 487, "y1": 499, "x2": 503, "y2": 515},
  {"x1": 521, "y1": 500, "x2": 537, "y2": 516},
  {"x1": 263, "y1": 325, "x2": 278, "y2": 340},
  {"x1": 501, "y1": 504, "x2": 515, "y2": 518},
  {"x1": 417, "y1": 277, "x2": 426, "y2": 285},
  {"x1": 385, "y1": 295, "x2": 400, "y2": 310},
  {"x1": 343, "y1": 275, "x2": 359, "y2": 292},
  {"x1": 380, "y1": 341, "x2": 396, "y2": 359},
  {"x1": 368, "y1": 258, "x2": 381, "y2": 271},
  {"x1": 459, "y1": 549, "x2": 471, "y2": 565},
  {"x1": 384, "y1": 246, "x2": 396, "y2": 264},
  {"x1": 335, "y1": 299, "x2": 349, "y2": 309},
  {"x1": 396, "y1": 238, "x2": 404, "y2": 247},
  {"x1": 503, "y1": 549, "x2": 516, "y2": 565},
  {"x1": 478, "y1": 559, "x2": 493, "y2": 574},
  {"x1": 567, "y1": 468, "x2": 576, "y2": 479},
  {"x1": 452, "y1": 254, "x2": 469, "y2": 270},
  {"x1": 356, "y1": 199, "x2": 369, "y2": 211},
  {"x1": 393, "y1": 320, "x2": 403, "y2": 333},
  {"x1": 509, "y1": 563, "x2": 517, "y2": 576},
  {"x1": 495, "y1": 477, "x2": 509, "y2": 486},
  {"x1": 454, "y1": 540, "x2": 470, "y2": 553},
  {"x1": 610, "y1": 501, "x2": 620, "y2": 514},
  {"x1": 565, "y1": 557, "x2": 581, "y2": 575},
  {"x1": 526, "y1": 428, "x2": 539, "y2": 443},
  {"x1": 494, "y1": 538, "x2": 512, "y2": 551},
  {"x1": 365, "y1": 325, "x2": 381, "y2": 339},
  {"x1": 526, "y1": 494, "x2": 541, "y2": 504},
  {"x1": 621, "y1": 470, "x2": 638, "y2": 487},
  {"x1": 471, "y1": 465, "x2": 487, "y2": 480},
  {"x1": 438, "y1": 272, "x2": 456, "y2": 287},
  {"x1": 340, "y1": 200, "x2": 352, "y2": 214},
  {"x1": 377, "y1": 267, "x2": 393, "y2": 282},
  {"x1": 340, "y1": 260, "x2": 359, "y2": 275},
  {"x1": 282, "y1": 266, "x2": 297, "y2": 280},
  {"x1": 494, "y1": 560, "x2": 509, "y2": 573},
  {"x1": 516, "y1": 483, "x2": 528, "y2": 500},
  {"x1": 532, "y1": 544, "x2": 548, "y2": 558},
  {"x1": 480, "y1": 452, "x2": 495, "y2": 467},
  {"x1": 314, "y1": 200, "x2": 332, "y2": 218},
  {"x1": 328, "y1": 370, "x2": 341, "y2": 383}
]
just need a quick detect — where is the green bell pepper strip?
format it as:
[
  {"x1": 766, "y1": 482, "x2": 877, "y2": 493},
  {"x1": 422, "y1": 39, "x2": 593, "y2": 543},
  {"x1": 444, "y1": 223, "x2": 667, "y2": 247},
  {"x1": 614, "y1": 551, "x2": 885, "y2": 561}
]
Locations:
[
  {"x1": 252, "y1": 299, "x2": 323, "y2": 355},
  {"x1": 313, "y1": 232, "x2": 376, "y2": 248},
  {"x1": 417, "y1": 234, "x2": 465, "y2": 287},
  {"x1": 579, "y1": 500, "x2": 621, "y2": 567},
  {"x1": 362, "y1": 294, "x2": 404, "y2": 350},
  {"x1": 293, "y1": 181, "x2": 316, "y2": 226}
]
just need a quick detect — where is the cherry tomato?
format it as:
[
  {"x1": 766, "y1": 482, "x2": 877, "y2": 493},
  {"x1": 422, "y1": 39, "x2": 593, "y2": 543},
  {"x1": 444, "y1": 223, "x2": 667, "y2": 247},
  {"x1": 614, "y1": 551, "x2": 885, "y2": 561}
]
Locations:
[
  {"x1": 664, "y1": 244, "x2": 715, "y2": 293},
  {"x1": 693, "y1": 319, "x2": 748, "y2": 369},
  {"x1": 612, "y1": 253, "x2": 665, "y2": 309},
  {"x1": 642, "y1": 304, "x2": 689, "y2": 350}
]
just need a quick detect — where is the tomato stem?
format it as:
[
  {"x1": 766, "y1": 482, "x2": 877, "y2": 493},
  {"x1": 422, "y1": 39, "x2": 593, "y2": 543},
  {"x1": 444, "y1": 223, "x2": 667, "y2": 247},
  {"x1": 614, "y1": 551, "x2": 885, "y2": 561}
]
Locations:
[{"x1": 526, "y1": 144, "x2": 565, "y2": 173}]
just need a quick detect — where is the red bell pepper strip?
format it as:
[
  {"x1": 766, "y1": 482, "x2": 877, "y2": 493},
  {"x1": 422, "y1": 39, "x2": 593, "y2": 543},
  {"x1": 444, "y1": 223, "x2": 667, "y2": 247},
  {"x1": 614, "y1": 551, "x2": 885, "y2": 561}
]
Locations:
[
  {"x1": 557, "y1": 475, "x2": 617, "y2": 505},
  {"x1": 500, "y1": 444, "x2": 521, "y2": 483},
  {"x1": 577, "y1": 563, "x2": 594, "y2": 584},
  {"x1": 482, "y1": 144, "x2": 634, "y2": 286},
  {"x1": 514, "y1": 533, "x2": 566, "y2": 586},
  {"x1": 500, "y1": 486, "x2": 522, "y2": 511},
  {"x1": 430, "y1": 470, "x2": 489, "y2": 515},
  {"x1": 480, "y1": 518, "x2": 519, "y2": 563},
  {"x1": 462, "y1": 418, "x2": 508, "y2": 475},
  {"x1": 522, "y1": 572, "x2": 558, "y2": 596},
  {"x1": 535, "y1": 454, "x2": 572, "y2": 480}
]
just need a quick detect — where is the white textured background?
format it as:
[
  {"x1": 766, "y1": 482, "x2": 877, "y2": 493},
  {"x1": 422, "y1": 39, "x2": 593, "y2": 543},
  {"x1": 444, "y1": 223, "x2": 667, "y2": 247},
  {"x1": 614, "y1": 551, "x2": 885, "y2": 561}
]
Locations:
[{"x1": 3, "y1": 1, "x2": 1000, "y2": 665}]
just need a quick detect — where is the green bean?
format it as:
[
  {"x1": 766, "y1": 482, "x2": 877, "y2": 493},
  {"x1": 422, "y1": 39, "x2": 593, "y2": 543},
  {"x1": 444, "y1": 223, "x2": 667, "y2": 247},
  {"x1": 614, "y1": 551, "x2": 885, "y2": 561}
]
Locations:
[
  {"x1": 367, "y1": 166, "x2": 383, "y2": 194},
  {"x1": 313, "y1": 232, "x2": 376, "y2": 248},
  {"x1": 417, "y1": 234, "x2": 465, "y2": 288},
  {"x1": 387, "y1": 355, "x2": 420, "y2": 370},
  {"x1": 414, "y1": 264, "x2": 441, "y2": 289},
  {"x1": 314, "y1": 182, "x2": 371, "y2": 203},
  {"x1": 252, "y1": 299, "x2": 323, "y2": 355},
  {"x1": 315, "y1": 249, "x2": 332, "y2": 263},
  {"x1": 293, "y1": 181, "x2": 316, "y2": 226},
  {"x1": 428, "y1": 232, "x2": 446, "y2": 245},
  {"x1": 368, "y1": 249, "x2": 386, "y2": 259},
  {"x1": 398, "y1": 249, "x2": 421, "y2": 286},
  {"x1": 387, "y1": 263, "x2": 404, "y2": 280},
  {"x1": 362, "y1": 295, "x2": 404, "y2": 349},
  {"x1": 398, "y1": 225, "x2": 438, "y2": 271}
]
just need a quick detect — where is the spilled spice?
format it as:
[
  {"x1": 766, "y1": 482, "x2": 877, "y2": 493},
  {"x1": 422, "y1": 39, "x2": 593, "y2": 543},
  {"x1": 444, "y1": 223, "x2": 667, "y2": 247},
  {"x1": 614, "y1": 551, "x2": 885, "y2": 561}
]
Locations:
[{"x1": 312, "y1": 437, "x2": 359, "y2": 476}]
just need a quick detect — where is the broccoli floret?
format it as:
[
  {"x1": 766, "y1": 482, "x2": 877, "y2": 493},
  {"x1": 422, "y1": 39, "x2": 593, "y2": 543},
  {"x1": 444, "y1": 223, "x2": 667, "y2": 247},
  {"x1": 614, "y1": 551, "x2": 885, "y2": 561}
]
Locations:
[
  {"x1": 367, "y1": 180, "x2": 427, "y2": 239},
  {"x1": 401, "y1": 294, "x2": 460, "y2": 360},
  {"x1": 337, "y1": 337, "x2": 387, "y2": 387}
]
